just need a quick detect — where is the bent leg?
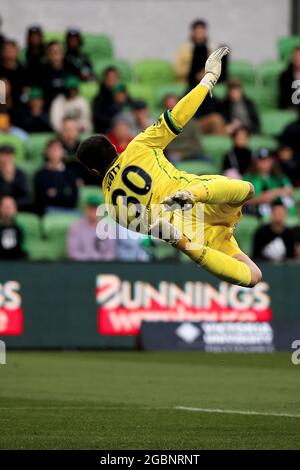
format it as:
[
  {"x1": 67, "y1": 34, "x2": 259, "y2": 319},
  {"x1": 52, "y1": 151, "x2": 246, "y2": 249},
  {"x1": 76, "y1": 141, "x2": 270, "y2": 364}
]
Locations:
[
  {"x1": 176, "y1": 237, "x2": 252, "y2": 287},
  {"x1": 233, "y1": 252, "x2": 262, "y2": 287},
  {"x1": 186, "y1": 177, "x2": 253, "y2": 206}
]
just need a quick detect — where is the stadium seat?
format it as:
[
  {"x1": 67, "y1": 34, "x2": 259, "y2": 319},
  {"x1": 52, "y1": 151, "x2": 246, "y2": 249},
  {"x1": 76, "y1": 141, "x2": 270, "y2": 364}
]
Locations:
[
  {"x1": 93, "y1": 59, "x2": 134, "y2": 83},
  {"x1": 229, "y1": 61, "x2": 257, "y2": 85},
  {"x1": 43, "y1": 213, "x2": 80, "y2": 259},
  {"x1": 154, "y1": 241, "x2": 178, "y2": 261},
  {"x1": 175, "y1": 160, "x2": 216, "y2": 175},
  {"x1": 16, "y1": 212, "x2": 41, "y2": 254},
  {"x1": 79, "y1": 82, "x2": 98, "y2": 104},
  {"x1": 0, "y1": 134, "x2": 25, "y2": 162},
  {"x1": 127, "y1": 83, "x2": 156, "y2": 110},
  {"x1": 249, "y1": 135, "x2": 278, "y2": 152},
  {"x1": 243, "y1": 85, "x2": 278, "y2": 111},
  {"x1": 293, "y1": 188, "x2": 300, "y2": 204},
  {"x1": 259, "y1": 60, "x2": 286, "y2": 88},
  {"x1": 261, "y1": 110, "x2": 297, "y2": 137},
  {"x1": 277, "y1": 36, "x2": 300, "y2": 62},
  {"x1": 26, "y1": 133, "x2": 55, "y2": 163},
  {"x1": 79, "y1": 185, "x2": 103, "y2": 211},
  {"x1": 201, "y1": 136, "x2": 232, "y2": 171},
  {"x1": 134, "y1": 59, "x2": 175, "y2": 85},
  {"x1": 155, "y1": 83, "x2": 186, "y2": 107},
  {"x1": 235, "y1": 215, "x2": 261, "y2": 256},
  {"x1": 17, "y1": 160, "x2": 41, "y2": 195},
  {"x1": 213, "y1": 83, "x2": 227, "y2": 101},
  {"x1": 82, "y1": 34, "x2": 114, "y2": 61}
]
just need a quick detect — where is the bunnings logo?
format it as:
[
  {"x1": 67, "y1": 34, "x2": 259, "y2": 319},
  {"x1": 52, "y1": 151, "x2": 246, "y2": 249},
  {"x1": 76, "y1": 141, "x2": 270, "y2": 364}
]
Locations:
[{"x1": 96, "y1": 275, "x2": 272, "y2": 335}]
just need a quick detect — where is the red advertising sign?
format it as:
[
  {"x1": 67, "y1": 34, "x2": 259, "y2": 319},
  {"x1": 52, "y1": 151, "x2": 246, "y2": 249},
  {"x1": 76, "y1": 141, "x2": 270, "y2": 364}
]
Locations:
[
  {"x1": 0, "y1": 281, "x2": 23, "y2": 336},
  {"x1": 96, "y1": 275, "x2": 272, "y2": 336}
]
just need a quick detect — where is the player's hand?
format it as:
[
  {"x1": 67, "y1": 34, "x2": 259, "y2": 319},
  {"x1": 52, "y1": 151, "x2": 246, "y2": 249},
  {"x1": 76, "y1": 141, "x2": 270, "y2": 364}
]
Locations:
[
  {"x1": 161, "y1": 190, "x2": 195, "y2": 211},
  {"x1": 201, "y1": 46, "x2": 230, "y2": 91}
]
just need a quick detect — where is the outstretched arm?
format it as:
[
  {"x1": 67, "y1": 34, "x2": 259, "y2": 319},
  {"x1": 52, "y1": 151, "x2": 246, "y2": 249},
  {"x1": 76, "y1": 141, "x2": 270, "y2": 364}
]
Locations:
[
  {"x1": 131, "y1": 46, "x2": 230, "y2": 150},
  {"x1": 169, "y1": 46, "x2": 230, "y2": 130}
]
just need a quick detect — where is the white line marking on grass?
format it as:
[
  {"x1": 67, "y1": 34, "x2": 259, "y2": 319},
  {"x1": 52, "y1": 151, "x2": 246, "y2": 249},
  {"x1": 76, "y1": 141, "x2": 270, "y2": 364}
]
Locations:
[{"x1": 175, "y1": 406, "x2": 300, "y2": 419}]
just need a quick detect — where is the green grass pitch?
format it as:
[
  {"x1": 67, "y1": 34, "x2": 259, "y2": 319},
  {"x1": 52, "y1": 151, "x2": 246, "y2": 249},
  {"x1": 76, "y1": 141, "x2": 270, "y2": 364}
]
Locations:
[{"x1": 0, "y1": 351, "x2": 300, "y2": 449}]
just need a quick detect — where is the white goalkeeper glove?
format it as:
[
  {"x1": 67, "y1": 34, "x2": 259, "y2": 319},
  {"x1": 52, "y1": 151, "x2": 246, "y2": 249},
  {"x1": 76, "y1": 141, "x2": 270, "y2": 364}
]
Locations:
[
  {"x1": 200, "y1": 46, "x2": 230, "y2": 93},
  {"x1": 161, "y1": 190, "x2": 196, "y2": 211}
]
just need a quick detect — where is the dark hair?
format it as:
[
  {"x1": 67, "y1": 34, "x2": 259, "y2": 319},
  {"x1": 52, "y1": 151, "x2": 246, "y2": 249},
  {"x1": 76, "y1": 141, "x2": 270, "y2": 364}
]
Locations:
[
  {"x1": 232, "y1": 126, "x2": 249, "y2": 139},
  {"x1": 77, "y1": 134, "x2": 118, "y2": 175},
  {"x1": 191, "y1": 19, "x2": 207, "y2": 30},
  {"x1": 47, "y1": 40, "x2": 61, "y2": 51}
]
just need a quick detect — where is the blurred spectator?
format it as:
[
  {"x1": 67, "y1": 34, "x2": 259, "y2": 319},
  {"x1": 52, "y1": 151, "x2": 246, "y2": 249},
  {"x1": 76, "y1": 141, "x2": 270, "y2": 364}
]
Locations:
[
  {"x1": 34, "y1": 139, "x2": 78, "y2": 214},
  {"x1": 0, "y1": 196, "x2": 26, "y2": 260},
  {"x1": 0, "y1": 145, "x2": 30, "y2": 211},
  {"x1": 107, "y1": 118, "x2": 133, "y2": 154},
  {"x1": 220, "y1": 79, "x2": 260, "y2": 134},
  {"x1": 253, "y1": 201, "x2": 295, "y2": 261},
  {"x1": 16, "y1": 88, "x2": 52, "y2": 133},
  {"x1": 0, "y1": 39, "x2": 25, "y2": 107},
  {"x1": 41, "y1": 41, "x2": 67, "y2": 107},
  {"x1": 50, "y1": 75, "x2": 92, "y2": 133},
  {"x1": 116, "y1": 224, "x2": 153, "y2": 262},
  {"x1": 92, "y1": 66, "x2": 120, "y2": 132},
  {"x1": 176, "y1": 19, "x2": 227, "y2": 86},
  {"x1": 64, "y1": 27, "x2": 93, "y2": 81},
  {"x1": 244, "y1": 148, "x2": 294, "y2": 218},
  {"x1": 93, "y1": 80, "x2": 131, "y2": 133},
  {"x1": 277, "y1": 145, "x2": 300, "y2": 187},
  {"x1": 0, "y1": 108, "x2": 28, "y2": 141},
  {"x1": 67, "y1": 194, "x2": 116, "y2": 261},
  {"x1": 279, "y1": 46, "x2": 300, "y2": 109},
  {"x1": 58, "y1": 117, "x2": 95, "y2": 185},
  {"x1": 24, "y1": 25, "x2": 45, "y2": 87},
  {"x1": 58, "y1": 116, "x2": 80, "y2": 159},
  {"x1": 223, "y1": 126, "x2": 253, "y2": 178},
  {"x1": 280, "y1": 108, "x2": 300, "y2": 159},
  {"x1": 162, "y1": 93, "x2": 204, "y2": 161},
  {"x1": 121, "y1": 100, "x2": 152, "y2": 135}
]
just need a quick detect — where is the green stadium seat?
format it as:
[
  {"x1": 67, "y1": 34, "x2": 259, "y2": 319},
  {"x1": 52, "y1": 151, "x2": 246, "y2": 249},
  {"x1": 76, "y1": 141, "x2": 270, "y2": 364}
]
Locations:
[
  {"x1": 261, "y1": 110, "x2": 297, "y2": 137},
  {"x1": 127, "y1": 83, "x2": 156, "y2": 110},
  {"x1": 28, "y1": 239, "x2": 64, "y2": 261},
  {"x1": 175, "y1": 160, "x2": 216, "y2": 175},
  {"x1": 0, "y1": 134, "x2": 25, "y2": 162},
  {"x1": 93, "y1": 59, "x2": 133, "y2": 83},
  {"x1": 79, "y1": 81, "x2": 98, "y2": 104},
  {"x1": 213, "y1": 83, "x2": 227, "y2": 101},
  {"x1": 43, "y1": 213, "x2": 80, "y2": 259},
  {"x1": 82, "y1": 34, "x2": 114, "y2": 61},
  {"x1": 249, "y1": 135, "x2": 278, "y2": 152},
  {"x1": 134, "y1": 59, "x2": 175, "y2": 85},
  {"x1": 79, "y1": 185, "x2": 103, "y2": 211},
  {"x1": 155, "y1": 83, "x2": 186, "y2": 107},
  {"x1": 16, "y1": 212, "x2": 41, "y2": 254},
  {"x1": 293, "y1": 188, "x2": 300, "y2": 204},
  {"x1": 259, "y1": 61, "x2": 286, "y2": 88},
  {"x1": 229, "y1": 61, "x2": 257, "y2": 85},
  {"x1": 243, "y1": 85, "x2": 278, "y2": 111},
  {"x1": 201, "y1": 136, "x2": 232, "y2": 171},
  {"x1": 235, "y1": 215, "x2": 261, "y2": 256},
  {"x1": 26, "y1": 133, "x2": 55, "y2": 163},
  {"x1": 44, "y1": 32, "x2": 65, "y2": 44},
  {"x1": 277, "y1": 36, "x2": 300, "y2": 62},
  {"x1": 17, "y1": 160, "x2": 41, "y2": 195},
  {"x1": 154, "y1": 241, "x2": 178, "y2": 261}
]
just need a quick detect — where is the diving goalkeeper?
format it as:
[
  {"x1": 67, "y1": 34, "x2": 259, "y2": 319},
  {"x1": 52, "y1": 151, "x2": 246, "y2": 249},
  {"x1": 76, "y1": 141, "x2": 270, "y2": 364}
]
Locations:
[{"x1": 77, "y1": 47, "x2": 262, "y2": 288}]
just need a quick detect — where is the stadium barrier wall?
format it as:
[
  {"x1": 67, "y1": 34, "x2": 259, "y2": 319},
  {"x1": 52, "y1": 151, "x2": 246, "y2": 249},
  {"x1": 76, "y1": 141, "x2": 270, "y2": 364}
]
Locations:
[{"x1": 0, "y1": 261, "x2": 299, "y2": 350}]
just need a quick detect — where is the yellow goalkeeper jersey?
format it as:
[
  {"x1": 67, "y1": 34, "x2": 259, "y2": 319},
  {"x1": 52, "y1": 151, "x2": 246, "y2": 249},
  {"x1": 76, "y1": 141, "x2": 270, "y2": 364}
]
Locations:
[{"x1": 102, "y1": 110, "x2": 242, "y2": 256}]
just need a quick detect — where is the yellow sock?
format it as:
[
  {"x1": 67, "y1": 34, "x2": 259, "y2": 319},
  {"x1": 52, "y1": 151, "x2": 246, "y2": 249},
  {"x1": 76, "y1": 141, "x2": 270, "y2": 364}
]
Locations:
[
  {"x1": 177, "y1": 240, "x2": 251, "y2": 287},
  {"x1": 187, "y1": 178, "x2": 251, "y2": 206}
]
